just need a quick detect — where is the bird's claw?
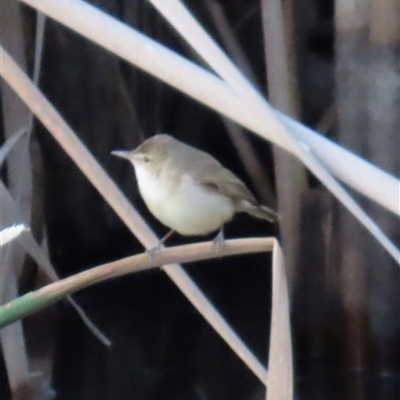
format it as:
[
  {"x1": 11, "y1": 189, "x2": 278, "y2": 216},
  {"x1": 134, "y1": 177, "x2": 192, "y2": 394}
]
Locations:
[
  {"x1": 146, "y1": 242, "x2": 164, "y2": 259},
  {"x1": 212, "y1": 228, "x2": 225, "y2": 254}
]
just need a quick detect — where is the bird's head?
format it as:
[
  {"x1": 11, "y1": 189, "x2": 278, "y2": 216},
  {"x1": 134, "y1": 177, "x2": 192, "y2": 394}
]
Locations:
[{"x1": 111, "y1": 134, "x2": 176, "y2": 174}]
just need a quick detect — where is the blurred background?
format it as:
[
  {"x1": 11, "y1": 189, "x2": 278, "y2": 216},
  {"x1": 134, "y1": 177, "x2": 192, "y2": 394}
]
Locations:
[{"x1": 1, "y1": 0, "x2": 399, "y2": 399}]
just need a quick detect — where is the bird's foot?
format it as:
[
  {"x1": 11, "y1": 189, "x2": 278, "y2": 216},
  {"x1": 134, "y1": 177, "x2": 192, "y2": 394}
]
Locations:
[
  {"x1": 146, "y1": 241, "x2": 164, "y2": 259},
  {"x1": 212, "y1": 227, "x2": 225, "y2": 254},
  {"x1": 146, "y1": 230, "x2": 175, "y2": 258}
]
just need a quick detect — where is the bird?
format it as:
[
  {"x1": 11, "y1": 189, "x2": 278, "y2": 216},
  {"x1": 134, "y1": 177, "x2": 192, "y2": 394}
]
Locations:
[{"x1": 111, "y1": 134, "x2": 277, "y2": 242}]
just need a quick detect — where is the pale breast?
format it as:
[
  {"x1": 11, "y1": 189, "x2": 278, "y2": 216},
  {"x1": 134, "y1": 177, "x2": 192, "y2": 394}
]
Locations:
[{"x1": 134, "y1": 165, "x2": 234, "y2": 235}]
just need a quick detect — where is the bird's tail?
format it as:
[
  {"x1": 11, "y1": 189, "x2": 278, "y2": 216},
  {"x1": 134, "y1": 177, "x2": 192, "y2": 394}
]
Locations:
[{"x1": 238, "y1": 201, "x2": 278, "y2": 222}]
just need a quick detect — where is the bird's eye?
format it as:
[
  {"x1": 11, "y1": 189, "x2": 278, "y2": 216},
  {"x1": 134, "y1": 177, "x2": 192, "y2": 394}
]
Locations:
[{"x1": 143, "y1": 156, "x2": 151, "y2": 163}]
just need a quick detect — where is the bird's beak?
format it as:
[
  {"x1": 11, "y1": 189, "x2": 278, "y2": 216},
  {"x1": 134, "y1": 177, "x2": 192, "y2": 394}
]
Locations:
[{"x1": 111, "y1": 150, "x2": 131, "y2": 160}]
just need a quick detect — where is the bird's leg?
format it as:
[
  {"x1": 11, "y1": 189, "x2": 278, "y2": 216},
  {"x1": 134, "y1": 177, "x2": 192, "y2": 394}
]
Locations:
[
  {"x1": 212, "y1": 227, "x2": 225, "y2": 253},
  {"x1": 147, "y1": 229, "x2": 175, "y2": 257},
  {"x1": 160, "y1": 229, "x2": 176, "y2": 244}
]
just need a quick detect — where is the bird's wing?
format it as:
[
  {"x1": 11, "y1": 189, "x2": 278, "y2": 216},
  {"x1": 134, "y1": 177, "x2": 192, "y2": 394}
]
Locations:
[
  {"x1": 187, "y1": 155, "x2": 257, "y2": 205},
  {"x1": 200, "y1": 176, "x2": 257, "y2": 204}
]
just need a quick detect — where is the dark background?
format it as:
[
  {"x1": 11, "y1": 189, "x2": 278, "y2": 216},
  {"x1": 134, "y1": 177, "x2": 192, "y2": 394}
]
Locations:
[{"x1": 1, "y1": 0, "x2": 399, "y2": 399}]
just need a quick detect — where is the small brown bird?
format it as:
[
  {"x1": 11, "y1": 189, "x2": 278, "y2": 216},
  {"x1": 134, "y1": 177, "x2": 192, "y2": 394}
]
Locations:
[{"x1": 112, "y1": 134, "x2": 277, "y2": 239}]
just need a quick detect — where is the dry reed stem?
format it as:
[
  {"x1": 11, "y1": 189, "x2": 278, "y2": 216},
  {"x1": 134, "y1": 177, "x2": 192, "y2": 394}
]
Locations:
[
  {"x1": 261, "y1": 0, "x2": 306, "y2": 285},
  {"x1": 203, "y1": 0, "x2": 260, "y2": 87},
  {"x1": 335, "y1": 0, "x2": 370, "y2": 32},
  {"x1": 223, "y1": 120, "x2": 276, "y2": 206},
  {"x1": 266, "y1": 242, "x2": 293, "y2": 400},
  {"x1": 261, "y1": 0, "x2": 300, "y2": 115},
  {"x1": 0, "y1": 47, "x2": 268, "y2": 384},
  {"x1": 370, "y1": 0, "x2": 399, "y2": 45},
  {"x1": 0, "y1": 269, "x2": 31, "y2": 397},
  {"x1": 0, "y1": 0, "x2": 34, "y2": 395},
  {"x1": 335, "y1": 0, "x2": 400, "y2": 367}
]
